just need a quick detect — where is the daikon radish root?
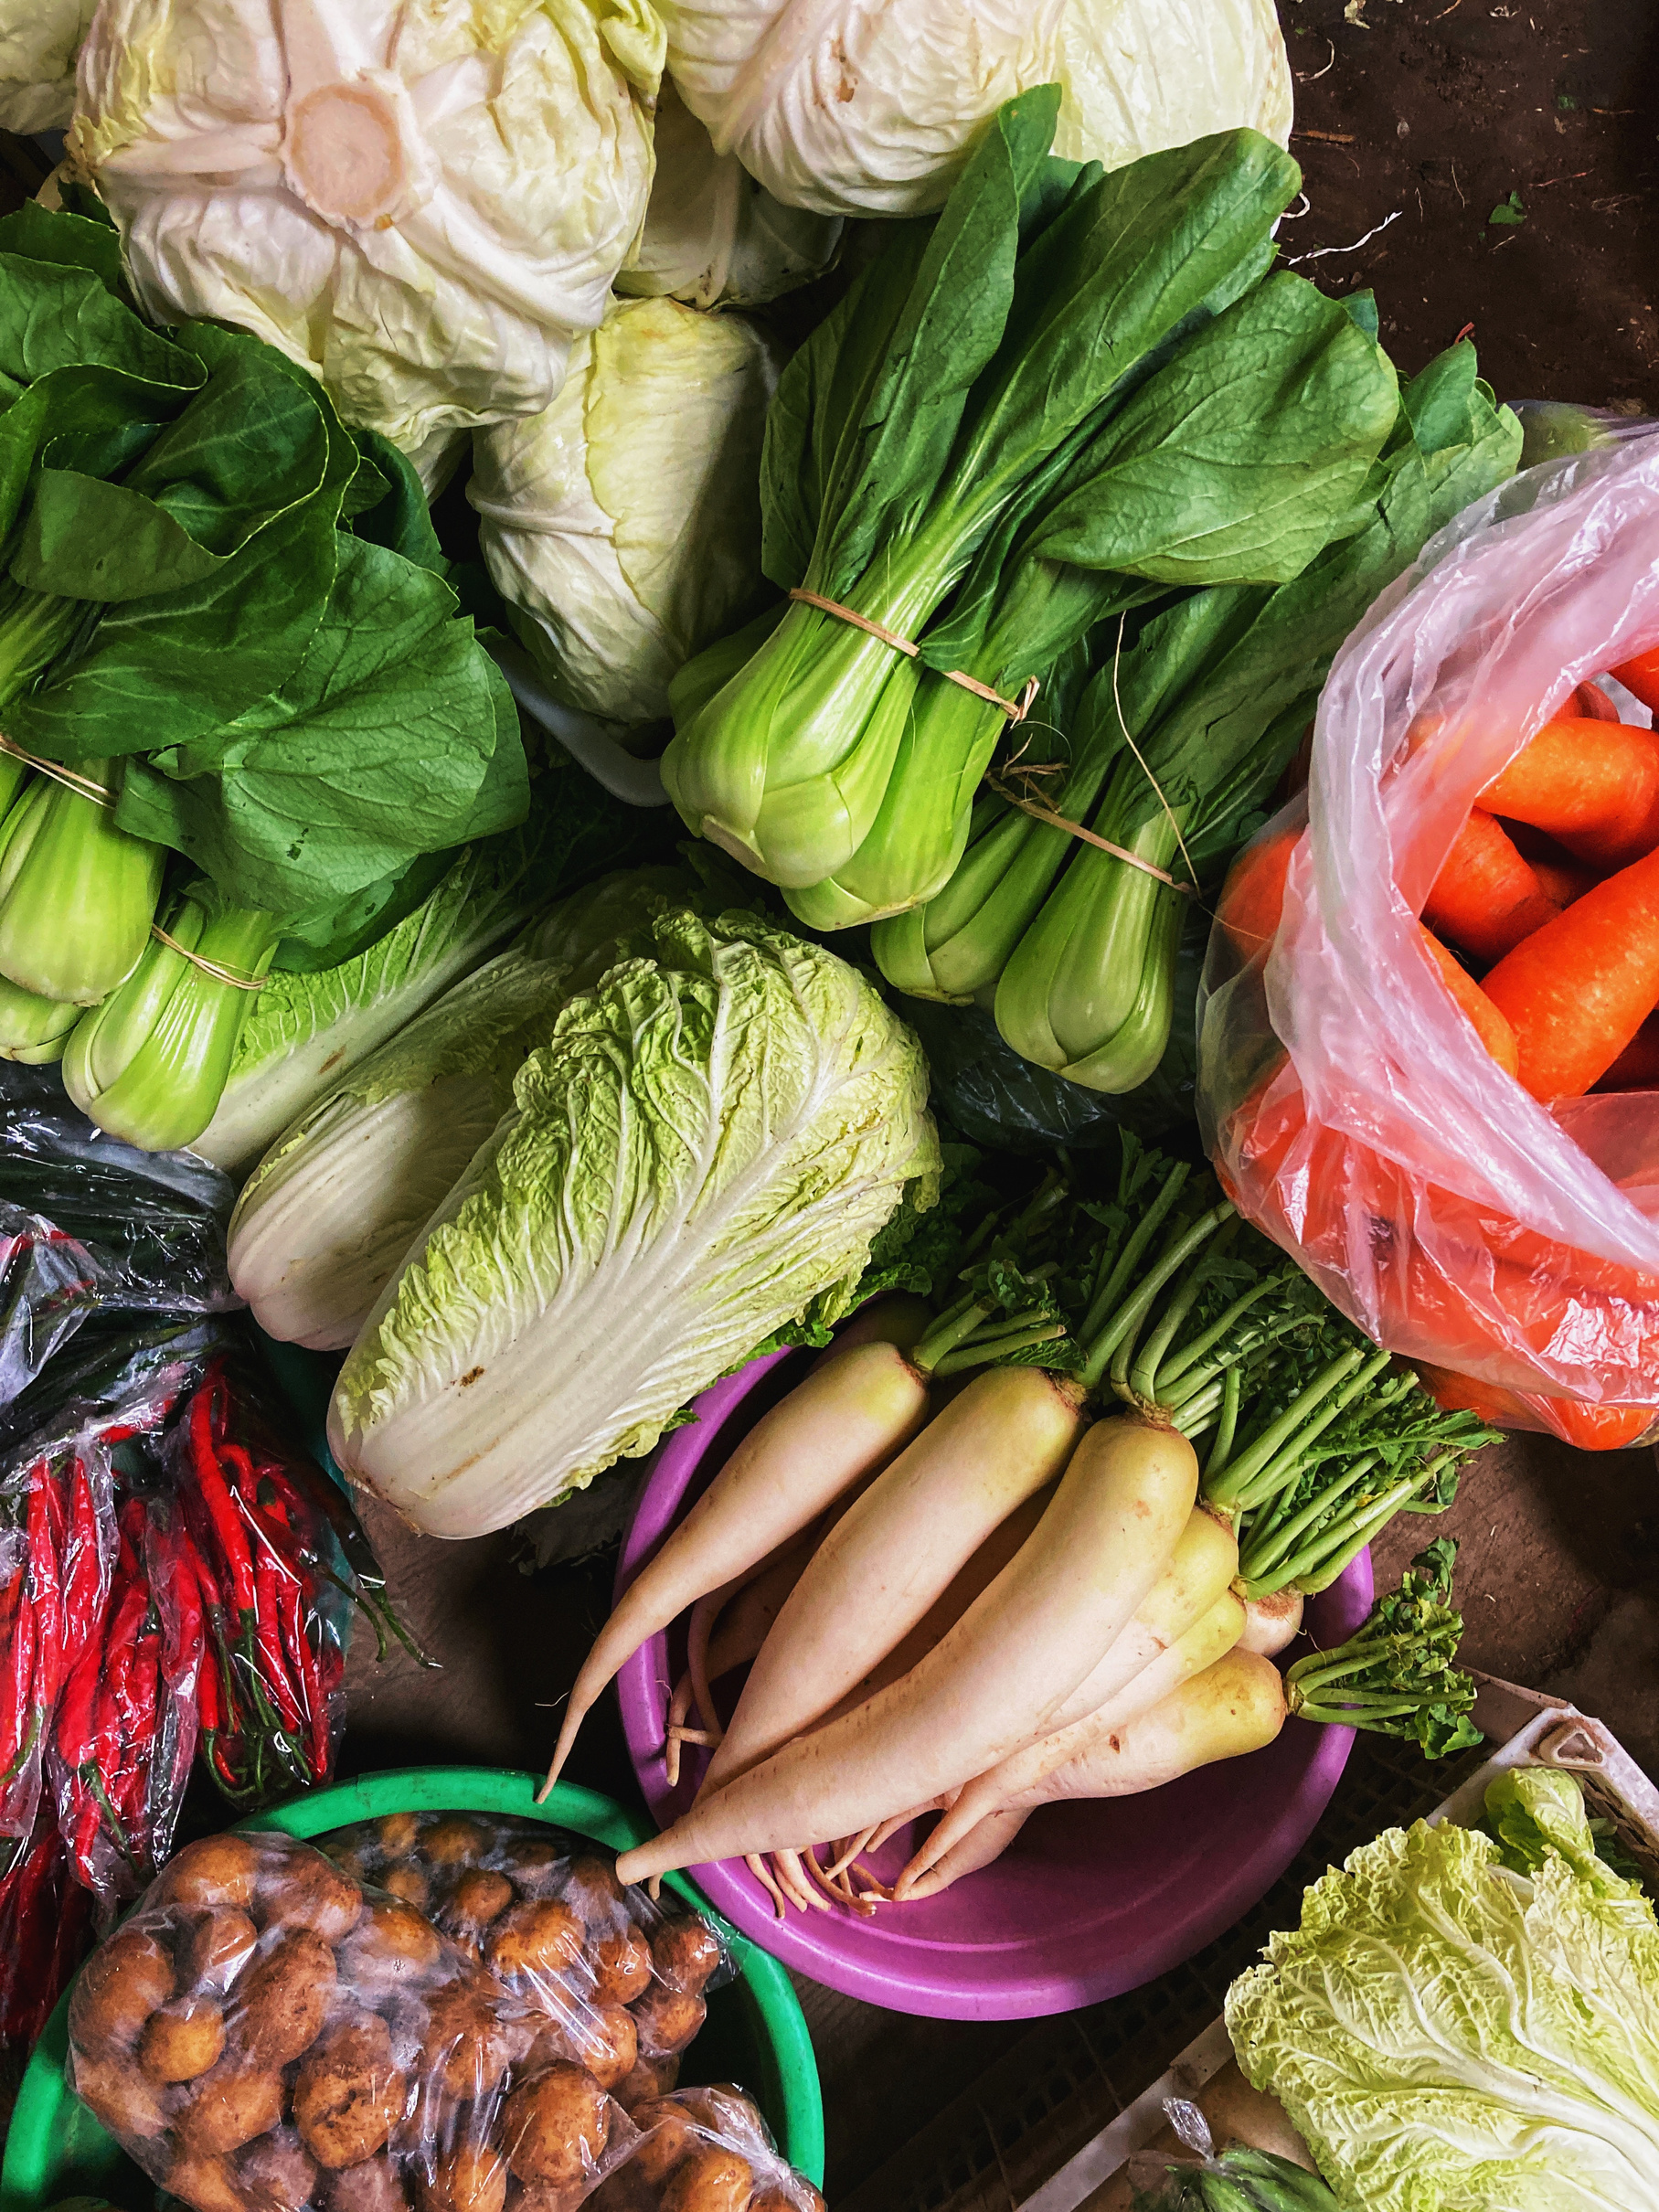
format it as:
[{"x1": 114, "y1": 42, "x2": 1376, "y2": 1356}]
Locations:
[
  {"x1": 890, "y1": 1810, "x2": 1033, "y2": 1902},
  {"x1": 1238, "y1": 1588, "x2": 1304, "y2": 1656},
  {"x1": 896, "y1": 1590, "x2": 1246, "y2": 1892},
  {"x1": 1020, "y1": 1506, "x2": 1239, "y2": 1744},
  {"x1": 897, "y1": 1649, "x2": 1289, "y2": 1901},
  {"x1": 699, "y1": 1367, "x2": 1086, "y2": 1795},
  {"x1": 614, "y1": 1417, "x2": 1198, "y2": 1883},
  {"x1": 542, "y1": 1316, "x2": 932, "y2": 1794},
  {"x1": 809, "y1": 1292, "x2": 931, "y2": 1363}
]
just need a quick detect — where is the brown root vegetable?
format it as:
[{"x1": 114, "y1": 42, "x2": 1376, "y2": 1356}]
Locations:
[
  {"x1": 326, "y1": 2153, "x2": 412, "y2": 2212},
  {"x1": 423, "y1": 1817, "x2": 490, "y2": 1868},
  {"x1": 590, "y1": 1930, "x2": 653, "y2": 2005},
  {"x1": 440, "y1": 1869, "x2": 515, "y2": 1950},
  {"x1": 588, "y1": 2167, "x2": 657, "y2": 2212},
  {"x1": 71, "y1": 2047, "x2": 170, "y2": 2140},
  {"x1": 381, "y1": 1865, "x2": 431, "y2": 1909},
  {"x1": 233, "y1": 1929, "x2": 336, "y2": 2067},
  {"x1": 279, "y1": 1853, "x2": 365, "y2": 1942},
  {"x1": 180, "y1": 1909, "x2": 259, "y2": 1993},
  {"x1": 377, "y1": 1812, "x2": 423, "y2": 1857},
  {"x1": 419, "y1": 2140, "x2": 510, "y2": 2212},
  {"x1": 501, "y1": 2063, "x2": 611, "y2": 2188},
  {"x1": 167, "y1": 2152, "x2": 248, "y2": 2212},
  {"x1": 632, "y1": 1986, "x2": 706, "y2": 2058},
  {"x1": 293, "y1": 2013, "x2": 409, "y2": 2169},
  {"x1": 70, "y1": 1926, "x2": 175, "y2": 2053},
  {"x1": 420, "y1": 1981, "x2": 518, "y2": 2100},
  {"x1": 155, "y1": 1834, "x2": 261, "y2": 1912},
  {"x1": 341, "y1": 1898, "x2": 444, "y2": 1994},
  {"x1": 175, "y1": 2060, "x2": 287, "y2": 2154},
  {"x1": 630, "y1": 2101, "x2": 702, "y2": 2186},
  {"x1": 662, "y1": 2147, "x2": 754, "y2": 2212},
  {"x1": 571, "y1": 2002, "x2": 637, "y2": 2091},
  {"x1": 486, "y1": 1899, "x2": 584, "y2": 1981},
  {"x1": 497, "y1": 1834, "x2": 565, "y2": 1893},
  {"x1": 140, "y1": 1997, "x2": 227, "y2": 2082},
  {"x1": 236, "y1": 2126, "x2": 320, "y2": 2211},
  {"x1": 613, "y1": 2054, "x2": 679, "y2": 2115},
  {"x1": 561, "y1": 1856, "x2": 629, "y2": 1929},
  {"x1": 650, "y1": 1920, "x2": 721, "y2": 1996}
]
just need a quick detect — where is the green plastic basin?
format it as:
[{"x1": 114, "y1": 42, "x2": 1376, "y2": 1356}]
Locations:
[{"x1": 0, "y1": 1770, "x2": 824, "y2": 2207}]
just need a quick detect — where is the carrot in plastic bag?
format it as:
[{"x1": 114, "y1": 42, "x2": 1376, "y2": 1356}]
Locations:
[
  {"x1": 1421, "y1": 811, "x2": 1559, "y2": 962},
  {"x1": 1480, "y1": 714, "x2": 1659, "y2": 870}
]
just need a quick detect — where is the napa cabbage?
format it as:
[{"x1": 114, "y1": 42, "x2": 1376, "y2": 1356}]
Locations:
[
  {"x1": 0, "y1": 0, "x2": 94, "y2": 131},
  {"x1": 1226, "y1": 1781, "x2": 1659, "y2": 2211},
  {"x1": 327, "y1": 906, "x2": 939, "y2": 1537}
]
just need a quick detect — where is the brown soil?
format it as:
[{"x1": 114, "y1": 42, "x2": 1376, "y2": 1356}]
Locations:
[{"x1": 1279, "y1": 0, "x2": 1658, "y2": 408}]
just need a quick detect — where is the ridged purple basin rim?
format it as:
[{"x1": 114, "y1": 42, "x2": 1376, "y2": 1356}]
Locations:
[{"x1": 617, "y1": 1351, "x2": 1371, "y2": 2022}]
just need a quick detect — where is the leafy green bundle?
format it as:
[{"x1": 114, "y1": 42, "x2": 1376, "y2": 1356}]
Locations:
[
  {"x1": 875, "y1": 332, "x2": 1523, "y2": 1088},
  {"x1": 663, "y1": 92, "x2": 1402, "y2": 928},
  {"x1": 0, "y1": 200, "x2": 538, "y2": 1144}
]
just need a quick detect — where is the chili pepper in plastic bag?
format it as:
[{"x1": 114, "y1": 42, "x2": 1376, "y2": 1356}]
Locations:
[{"x1": 0, "y1": 1809, "x2": 94, "y2": 2090}]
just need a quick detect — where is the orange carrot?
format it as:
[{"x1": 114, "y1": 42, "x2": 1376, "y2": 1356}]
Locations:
[
  {"x1": 1421, "y1": 810, "x2": 1559, "y2": 962},
  {"x1": 1529, "y1": 854, "x2": 1599, "y2": 909},
  {"x1": 1572, "y1": 681, "x2": 1619, "y2": 722},
  {"x1": 1593, "y1": 1014, "x2": 1659, "y2": 1091},
  {"x1": 1481, "y1": 842, "x2": 1659, "y2": 1098},
  {"x1": 1480, "y1": 715, "x2": 1659, "y2": 869},
  {"x1": 1420, "y1": 928, "x2": 1519, "y2": 1077},
  {"x1": 1611, "y1": 643, "x2": 1659, "y2": 718},
  {"x1": 1218, "y1": 824, "x2": 1298, "y2": 962}
]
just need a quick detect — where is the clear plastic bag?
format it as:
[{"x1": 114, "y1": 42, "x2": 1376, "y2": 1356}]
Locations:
[
  {"x1": 320, "y1": 1813, "x2": 734, "y2": 2116},
  {"x1": 67, "y1": 1830, "x2": 643, "y2": 2212},
  {"x1": 1125, "y1": 2099, "x2": 1336, "y2": 2210},
  {"x1": 596, "y1": 2085, "x2": 826, "y2": 2212},
  {"x1": 0, "y1": 1066, "x2": 237, "y2": 1319},
  {"x1": 1197, "y1": 433, "x2": 1659, "y2": 1448},
  {"x1": 0, "y1": 1202, "x2": 105, "y2": 1409}
]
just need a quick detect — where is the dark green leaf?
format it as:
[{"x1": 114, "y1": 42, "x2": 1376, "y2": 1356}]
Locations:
[
  {"x1": 348, "y1": 426, "x2": 449, "y2": 576},
  {"x1": 0, "y1": 204, "x2": 133, "y2": 304}
]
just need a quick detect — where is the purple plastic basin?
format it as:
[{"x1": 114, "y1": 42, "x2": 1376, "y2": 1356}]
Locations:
[{"x1": 616, "y1": 1352, "x2": 1372, "y2": 2021}]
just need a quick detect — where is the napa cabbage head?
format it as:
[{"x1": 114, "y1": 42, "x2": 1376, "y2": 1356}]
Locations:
[
  {"x1": 72, "y1": 0, "x2": 665, "y2": 453},
  {"x1": 1225, "y1": 1800, "x2": 1659, "y2": 2212},
  {"x1": 327, "y1": 905, "x2": 940, "y2": 1538},
  {"x1": 471, "y1": 294, "x2": 782, "y2": 727},
  {"x1": 659, "y1": 0, "x2": 1292, "y2": 218},
  {"x1": 228, "y1": 865, "x2": 696, "y2": 1350},
  {"x1": 0, "y1": 0, "x2": 95, "y2": 131}
]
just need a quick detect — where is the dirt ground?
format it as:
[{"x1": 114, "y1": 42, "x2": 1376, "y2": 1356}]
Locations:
[{"x1": 1279, "y1": 0, "x2": 1657, "y2": 409}]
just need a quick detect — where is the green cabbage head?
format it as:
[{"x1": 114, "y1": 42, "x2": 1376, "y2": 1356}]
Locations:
[
  {"x1": 72, "y1": 0, "x2": 665, "y2": 454},
  {"x1": 0, "y1": 0, "x2": 95, "y2": 131},
  {"x1": 1226, "y1": 1792, "x2": 1659, "y2": 2210},
  {"x1": 328, "y1": 906, "x2": 940, "y2": 1537},
  {"x1": 471, "y1": 294, "x2": 782, "y2": 726}
]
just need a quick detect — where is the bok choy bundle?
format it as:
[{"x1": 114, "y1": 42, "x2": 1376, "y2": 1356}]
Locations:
[
  {"x1": 663, "y1": 90, "x2": 1402, "y2": 929},
  {"x1": 874, "y1": 334, "x2": 1523, "y2": 1088}
]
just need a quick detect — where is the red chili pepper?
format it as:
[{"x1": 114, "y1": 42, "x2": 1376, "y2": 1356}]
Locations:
[
  {"x1": 190, "y1": 1402, "x2": 257, "y2": 1621},
  {"x1": 0, "y1": 1578, "x2": 38, "y2": 1787},
  {"x1": 25, "y1": 1462, "x2": 62, "y2": 1715},
  {"x1": 58, "y1": 1455, "x2": 105, "y2": 1680},
  {"x1": 250, "y1": 1541, "x2": 303, "y2": 1735}
]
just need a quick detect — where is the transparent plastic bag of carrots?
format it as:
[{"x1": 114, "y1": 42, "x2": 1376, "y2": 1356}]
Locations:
[{"x1": 1196, "y1": 431, "x2": 1659, "y2": 1450}]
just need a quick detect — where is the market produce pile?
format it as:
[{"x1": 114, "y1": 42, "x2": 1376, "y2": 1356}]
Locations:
[{"x1": 3, "y1": 6, "x2": 1659, "y2": 2206}]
